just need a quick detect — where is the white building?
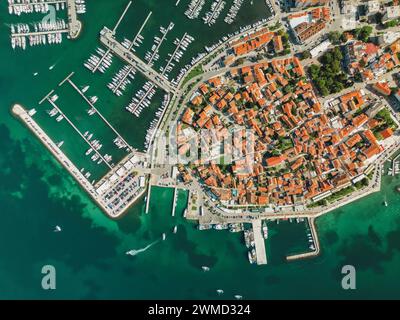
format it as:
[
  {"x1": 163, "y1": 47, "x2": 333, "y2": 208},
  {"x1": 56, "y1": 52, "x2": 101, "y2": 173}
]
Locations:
[
  {"x1": 382, "y1": 6, "x2": 400, "y2": 23},
  {"x1": 365, "y1": 1, "x2": 380, "y2": 15},
  {"x1": 378, "y1": 31, "x2": 400, "y2": 45},
  {"x1": 310, "y1": 40, "x2": 331, "y2": 58}
]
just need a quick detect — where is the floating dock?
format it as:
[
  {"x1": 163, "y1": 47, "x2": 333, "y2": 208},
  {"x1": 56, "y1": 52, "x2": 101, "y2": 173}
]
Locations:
[{"x1": 252, "y1": 220, "x2": 267, "y2": 265}]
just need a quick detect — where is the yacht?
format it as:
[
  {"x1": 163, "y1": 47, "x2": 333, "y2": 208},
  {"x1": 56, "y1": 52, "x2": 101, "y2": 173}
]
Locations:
[{"x1": 262, "y1": 221, "x2": 268, "y2": 239}]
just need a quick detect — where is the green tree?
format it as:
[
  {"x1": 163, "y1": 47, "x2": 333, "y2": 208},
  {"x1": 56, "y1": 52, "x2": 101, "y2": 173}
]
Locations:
[{"x1": 328, "y1": 31, "x2": 342, "y2": 44}]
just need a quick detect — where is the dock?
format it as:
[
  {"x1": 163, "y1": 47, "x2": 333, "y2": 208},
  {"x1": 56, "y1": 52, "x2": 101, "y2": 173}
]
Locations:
[
  {"x1": 99, "y1": 27, "x2": 176, "y2": 93},
  {"x1": 145, "y1": 179, "x2": 152, "y2": 214},
  {"x1": 252, "y1": 220, "x2": 267, "y2": 265},
  {"x1": 45, "y1": 98, "x2": 113, "y2": 169},
  {"x1": 64, "y1": 76, "x2": 134, "y2": 152},
  {"x1": 129, "y1": 11, "x2": 153, "y2": 51},
  {"x1": 171, "y1": 187, "x2": 178, "y2": 217},
  {"x1": 112, "y1": 1, "x2": 133, "y2": 35}
]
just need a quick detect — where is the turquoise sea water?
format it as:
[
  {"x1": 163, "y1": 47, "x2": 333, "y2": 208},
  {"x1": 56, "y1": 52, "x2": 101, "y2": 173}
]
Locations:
[{"x1": 1, "y1": 0, "x2": 400, "y2": 299}]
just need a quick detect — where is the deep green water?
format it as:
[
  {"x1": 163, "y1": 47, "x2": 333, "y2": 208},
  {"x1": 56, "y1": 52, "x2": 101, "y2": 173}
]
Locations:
[{"x1": 1, "y1": 0, "x2": 400, "y2": 299}]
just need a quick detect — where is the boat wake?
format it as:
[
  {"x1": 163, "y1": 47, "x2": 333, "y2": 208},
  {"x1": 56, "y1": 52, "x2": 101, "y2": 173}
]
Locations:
[{"x1": 126, "y1": 240, "x2": 159, "y2": 257}]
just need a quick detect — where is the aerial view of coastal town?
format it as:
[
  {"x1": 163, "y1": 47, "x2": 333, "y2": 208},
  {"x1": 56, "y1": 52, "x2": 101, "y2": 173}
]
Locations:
[{"x1": 1, "y1": 0, "x2": 400, "y2": 301}]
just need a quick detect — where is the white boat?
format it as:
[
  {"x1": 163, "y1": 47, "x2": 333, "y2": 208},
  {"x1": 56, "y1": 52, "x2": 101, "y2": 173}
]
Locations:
[
  {"x1": 126, "y1": 250, "x2": 135, "y2": 256},
  {"x1": 173, "y1": 226, "x2": 178, "y2": 234},
  {"x1": 162, "y1": 233, "x2": 166, "y2": 241},
  {"x1": 202, "y1": 266, "x2": 210, "y2": 272},
  {"x1": 234, "y1": 295, "x2": 243, "y2": 300},
  {"x1": 262, "y1": 222, "x2": 268, "y2": 240},
  {"x1": 57, "y1": 141, "x2": 64, "y2": 148},
  {"x1": 54, "y1": 226, "x2": 62, "y2": 232},
  {"x1": 216, "y1": 289, "x2": 224, "y2": 295}
]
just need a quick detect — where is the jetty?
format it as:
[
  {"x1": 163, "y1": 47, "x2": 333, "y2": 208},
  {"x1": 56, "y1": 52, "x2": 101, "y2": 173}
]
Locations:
[
  {"x1": 286, "y1": 218, "x2": 320, "y2": 261},
  {"x1": 252, "y1": 220, "x2": 267, "y2": 265}
]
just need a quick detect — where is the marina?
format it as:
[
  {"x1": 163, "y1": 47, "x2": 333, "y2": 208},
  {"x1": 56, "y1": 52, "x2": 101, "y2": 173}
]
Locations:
[
  {"x1": 203, "y1": 0, "x2": 226, "y2": 27},
  {"x1": 7, "y1": 0, "x2": 84, "y2": 49},
  {"x1": 184, "y1": 0, "x2": 206, "y2": 20}
]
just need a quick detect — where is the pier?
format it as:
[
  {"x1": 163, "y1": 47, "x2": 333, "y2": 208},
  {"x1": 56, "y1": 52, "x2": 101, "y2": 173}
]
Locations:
[
  {"x1": 147, "y1": 22, "x2": 173, "y2": 66},
  {"x1": 171, "y1": 187, "x2": 178, "y2": 217},
  {"x1": 99, "y1": 27, "x2": 176, "y2": 93},
  {"x1": 65, "y1": 77, "x2": 134, "y2": 152},
  {"x1": 112, "y1": 1, "x2": 133, "y2": 35},
  {"x1": 252, "y1": 220, "x2": 267, "y2": 265},
  {"x1": 66, "y1": 0, "x2": 82, "y2": 39},
  {"x1": 145, "y1": 181, "x2": 152, "y2": 214},
  {"x1": 129, "y1": 11, "x2": 153, "y2": 51},
  {"x1": 286, "y1": 218, "x2": 320, "y2": 261}
]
